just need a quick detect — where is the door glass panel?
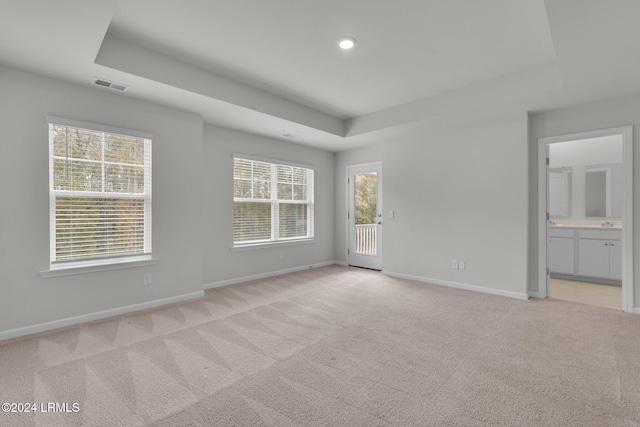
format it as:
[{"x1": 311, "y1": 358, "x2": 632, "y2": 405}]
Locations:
[{"x1": 354, "y1": 172, "x2": 377, "y2": 255}]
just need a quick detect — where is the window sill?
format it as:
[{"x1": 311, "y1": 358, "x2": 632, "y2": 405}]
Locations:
[
  {"x1": 39, "y1": 258, "x2": 158, "y2": 278},
  {"x1": 230, "y1": 239, "x2": 315, "y2": 252}
]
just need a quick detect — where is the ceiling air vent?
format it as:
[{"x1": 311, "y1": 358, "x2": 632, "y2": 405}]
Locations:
[{"x1": 92, "y1": 77, "x2": 129, "y2": 93}]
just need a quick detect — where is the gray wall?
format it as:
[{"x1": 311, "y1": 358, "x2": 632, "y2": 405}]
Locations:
[
  {"x1": 381, "y1": 118, "x2": 529, "y2": 295},
  {"x1": 202, "y1": 125, "x2": 335, "y2": 284},
  {"x1": 334, "y1": 118, "x2": 529, "y2": 296},
  {"x1": 528, "y1": 94, "x2": 640, "y2": 305},
  {"x1": 0, "y1": 66, "x2": 204, "y2": 331},
  {"x1": 0, "y1": 66, "x2": 336, "y2": 334},
  {"x1": 4, "y1": 62, "x2": 640, "y2": 335}
]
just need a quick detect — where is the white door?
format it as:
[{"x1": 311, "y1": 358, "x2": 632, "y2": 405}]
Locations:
[
  {"x1": 348, "y1": 163, "x2": 382, "y2": 270},
  {"x1": 543, "y1": 145, "x2": 551, "y2": 296}
]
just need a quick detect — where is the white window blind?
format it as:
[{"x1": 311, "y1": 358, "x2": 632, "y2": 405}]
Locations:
[
  {"x1": 48, "y1": 117, "x2": 152, "y2": 267},
  {"x1": 233, "y1": 155, "x2": 314, "y2": 245}
]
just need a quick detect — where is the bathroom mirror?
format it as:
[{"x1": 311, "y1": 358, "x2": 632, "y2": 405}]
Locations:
[
  {"x1": 585, "y1": 163, "x2": 622, "y2": 218},
  {"x1": 549, "y1": 167, "x2": 572, "y2": 217}
]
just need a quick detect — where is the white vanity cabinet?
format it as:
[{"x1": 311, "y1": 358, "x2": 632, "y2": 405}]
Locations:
[
  {"x1": 578, "y1": 239, "x2": 611, "y2": 278},
  {"x1": 548, "y1": 228, "x2": 575, "y2": 275},
  {"x1": 548, "y1": 227, "x2": 622, "y2": 282},
  {"x1": 609, "y1": 242, "x2": 622, "y2": 280},
  {"x1": 577, "y1": 229, "x2": 622, "y2": 281}
]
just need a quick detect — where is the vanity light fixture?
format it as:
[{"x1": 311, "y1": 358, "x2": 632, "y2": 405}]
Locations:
[{"x1": 338, "y1": 36, "x2": 357, "y2": 50}]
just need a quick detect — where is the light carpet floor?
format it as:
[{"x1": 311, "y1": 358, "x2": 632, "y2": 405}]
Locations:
[{"x1": 2, "y1": 265, "x2": 640, "y2": 426}]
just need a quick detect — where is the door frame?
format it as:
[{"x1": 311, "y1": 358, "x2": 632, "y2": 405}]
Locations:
[
  {"x1": 537, "y1": 126, "x2": 634, "y2": 313},
  {"x1": 346, "y1": 162, "x2": 383, "y2": 270}
]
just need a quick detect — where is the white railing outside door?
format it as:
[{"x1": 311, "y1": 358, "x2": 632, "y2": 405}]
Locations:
[{"x1": 355, "y1": 224, "x2": 377, "y2": 255}]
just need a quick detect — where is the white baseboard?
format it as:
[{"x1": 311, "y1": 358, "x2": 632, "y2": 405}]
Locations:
[
  {"x1": 333, "y1": 260, "x2": 348, "y2": 266},
  {"x1": 204, "y1": 261, "x2": 340, "y2": 290},
  {"x1": 0, "y1": 290, "x2": 204, "y2": 342},
  {"x1": 383, "y1": 271, "x2": 529, "y2": 301},
  {"x1": 527, "y1": 291, "x2": 545, "y2": 299},
  {"x1": 633, "y1": 307, "x2": 640, "y2": 315}
]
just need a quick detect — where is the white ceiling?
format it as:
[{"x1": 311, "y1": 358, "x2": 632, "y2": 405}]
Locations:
[
  {"x1": 2, "y1": 0, "x2": 640, "y2": 151},
  {"x1": 108, "y1": 0, "x2": 556, "y2": 118}
]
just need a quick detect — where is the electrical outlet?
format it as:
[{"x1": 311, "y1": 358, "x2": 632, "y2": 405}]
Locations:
[
  {"x1": 458, "y1": 261, "x2": 466, "y2": 270},
  {"x1": 144, "y1": 274, "x2": 152, "y2": 285},
  {"x1": 451, "y1": 260, "x2": 459, "y2": 269}
]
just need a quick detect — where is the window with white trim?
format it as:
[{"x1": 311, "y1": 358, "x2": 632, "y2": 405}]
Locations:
[
  {"x1": 47, "y1": 116, "x2": 152, "y2": 268},
  {"x1": 233, "y1": 155, "x2": 314, "y2": 245}
]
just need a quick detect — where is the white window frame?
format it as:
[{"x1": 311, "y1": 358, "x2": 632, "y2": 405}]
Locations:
[
  {"x1": 232, "y1": 153, "x2": 315, "y2": 249},
  {"x1": 41, "y1": 116, "x2": 154, "y2": 277}
]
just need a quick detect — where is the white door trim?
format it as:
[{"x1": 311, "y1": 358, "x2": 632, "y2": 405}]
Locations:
[
  {"x1": 537, "y1": 126, "x2": 634, "y2": 313},
  {"x1": 346, "y1": 162, "x2": 383, "y2": 270}
]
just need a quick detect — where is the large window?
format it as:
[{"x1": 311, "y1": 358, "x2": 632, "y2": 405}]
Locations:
[
  {"x1": 47, "y1": 116, "x2": 152, "y2": 268},
  {"x1": 233, "y1": 155, "x2": 314, "y2": 246}
]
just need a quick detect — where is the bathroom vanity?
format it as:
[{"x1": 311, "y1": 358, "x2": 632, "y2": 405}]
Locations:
[{"x1": 548, "y1": 226, "x2": 622, "y2": 284}]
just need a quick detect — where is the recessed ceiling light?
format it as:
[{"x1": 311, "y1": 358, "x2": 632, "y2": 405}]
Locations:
[{"x1": 338, "y1": 36, "x2": 356, "y2": 50}]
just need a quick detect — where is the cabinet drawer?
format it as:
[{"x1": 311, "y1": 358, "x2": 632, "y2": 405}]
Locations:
[
  {"x1": 578, "y1": 229, "x2": 621, "y2": 240},
  {"x1": 549, "y1": 228, "x2": 576, "y2": 238}
]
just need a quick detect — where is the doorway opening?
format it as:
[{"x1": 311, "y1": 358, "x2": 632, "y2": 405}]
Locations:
[
  {"x1": 347, "y1": 162, "x2": 383, "y2": 270},
  {"x1": 538, "y1": 126, "x2": 633, "y2": 312}
]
